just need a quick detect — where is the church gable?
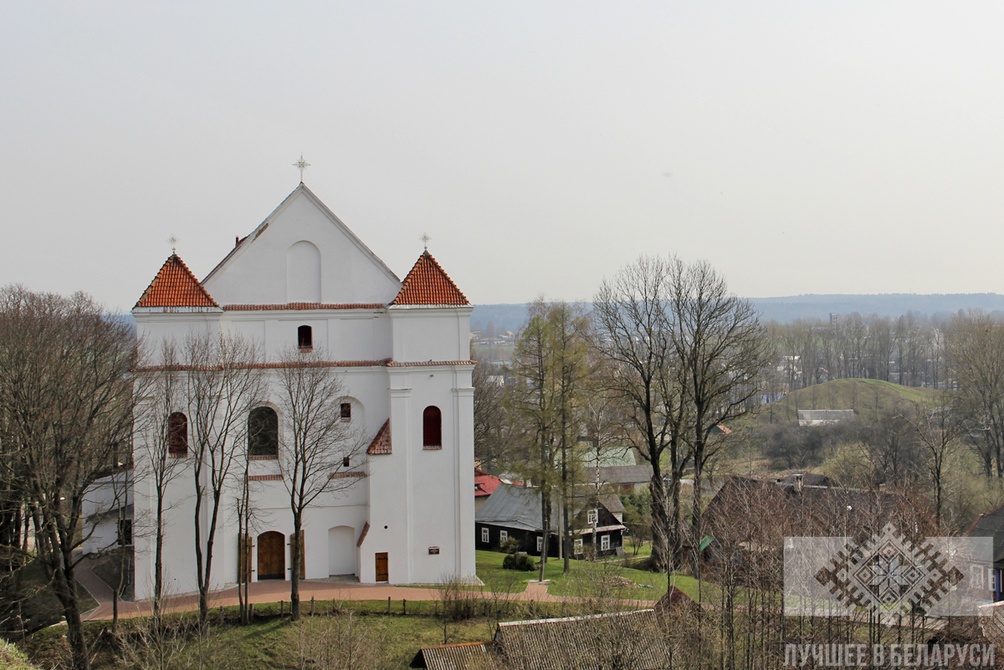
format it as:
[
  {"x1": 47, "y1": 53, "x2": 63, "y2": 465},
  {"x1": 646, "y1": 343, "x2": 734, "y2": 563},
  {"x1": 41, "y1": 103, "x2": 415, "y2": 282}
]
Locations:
[{"x1": 203, "y1": 185, "x2": 402, "y2": 307}]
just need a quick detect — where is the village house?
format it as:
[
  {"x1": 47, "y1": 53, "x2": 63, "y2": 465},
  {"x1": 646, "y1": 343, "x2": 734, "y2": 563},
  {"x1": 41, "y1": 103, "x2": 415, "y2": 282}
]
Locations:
[{"x1": 475, "y1": 483, "x2": 625, "y2": 558}]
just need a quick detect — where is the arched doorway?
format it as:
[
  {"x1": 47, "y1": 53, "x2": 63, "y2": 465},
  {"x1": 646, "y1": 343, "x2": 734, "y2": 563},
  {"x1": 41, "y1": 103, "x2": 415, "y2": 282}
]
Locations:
[
  {"x1": 328, "y1": 526, "x2": 356, "y2": 576},
  {"x1": 257, "y1": 531, "x2": 285, "y2": 580}
]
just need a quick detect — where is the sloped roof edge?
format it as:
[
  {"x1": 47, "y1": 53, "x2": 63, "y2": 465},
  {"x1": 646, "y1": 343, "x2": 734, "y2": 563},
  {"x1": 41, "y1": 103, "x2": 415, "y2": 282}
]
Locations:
[{"x1": 202, "y1": 184, "x2": 401, "y2": 288}]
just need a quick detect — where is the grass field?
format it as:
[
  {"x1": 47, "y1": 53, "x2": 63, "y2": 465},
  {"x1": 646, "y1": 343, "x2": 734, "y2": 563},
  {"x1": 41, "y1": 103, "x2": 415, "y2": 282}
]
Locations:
[
  {"x1": 750, "y1": 377, "x2": 941, "y2": 426},
  {"x1": 16, "y1": 549, "x2": 733, "y2": 668},
  {"x1": 474, "y1": 548, "x2": 723, "y2": 604}
]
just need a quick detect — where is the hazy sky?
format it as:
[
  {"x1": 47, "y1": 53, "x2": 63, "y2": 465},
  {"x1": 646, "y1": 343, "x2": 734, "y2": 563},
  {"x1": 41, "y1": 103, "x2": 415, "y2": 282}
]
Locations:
[{"x1": 3, "y1": 2, "x2": 1003, "y2": 312}]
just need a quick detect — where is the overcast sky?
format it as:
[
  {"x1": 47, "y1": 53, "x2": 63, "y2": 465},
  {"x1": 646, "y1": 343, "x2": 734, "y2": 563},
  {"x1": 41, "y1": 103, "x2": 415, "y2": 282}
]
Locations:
[{"x1": 3, "y1": 2, "x2": 1002, "y2": 312}]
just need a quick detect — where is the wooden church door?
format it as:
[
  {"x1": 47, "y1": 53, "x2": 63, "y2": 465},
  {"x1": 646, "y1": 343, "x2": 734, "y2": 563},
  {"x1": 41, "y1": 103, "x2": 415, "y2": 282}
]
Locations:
[
  {"x1": 257, "y1": 531, "x2": 285, "y2": 580},
  {"x1": 375, "y1": 552, "x2": 389, "y2": 582}
]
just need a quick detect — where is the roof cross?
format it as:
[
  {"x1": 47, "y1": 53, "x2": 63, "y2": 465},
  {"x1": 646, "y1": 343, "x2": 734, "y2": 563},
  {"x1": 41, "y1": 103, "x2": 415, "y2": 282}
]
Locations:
[
  {"x1": 293, "y1": 153, "x2": 311, "y2": 182},
  {"x1": 420, "y1": 232, "x2": 431, "y2": 251},
  {"x1": 168, "y1": 234, "x2": 178, "y2": 254}
]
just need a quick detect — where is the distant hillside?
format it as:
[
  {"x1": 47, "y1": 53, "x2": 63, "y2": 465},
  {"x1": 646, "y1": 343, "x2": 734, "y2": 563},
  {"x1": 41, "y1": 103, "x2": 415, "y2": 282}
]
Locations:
[
  {"x1": 472, "y1": 294, "x2": 1004, "y2": 330},
  {"x1": 749, "y1": 293, "x2": 1004, "y2": 323},
  {"x1": 758, "y1": 379, "x2": 940, "y2": 426}
]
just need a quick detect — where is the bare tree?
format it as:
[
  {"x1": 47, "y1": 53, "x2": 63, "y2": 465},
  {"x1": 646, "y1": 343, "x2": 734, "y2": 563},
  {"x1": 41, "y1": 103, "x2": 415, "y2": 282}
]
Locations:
[
  {"x1": 184, "y1": 332, "x2": 265, "y2": 625},
  {"x1": 234, "y1": 448, "x2": 260, "y2": 625},
  {"x1": 275, "y1": 349, "x2": 366, "y2": 621},
  {"x1": 668, "y1": 259, "x2": 772, "y2": 577},
  {"x1": 133, "y1": 339, "x2": 187, "y2": 623},
  {"x1": 472, "y1": 345, "x2": 510, "y2": 471},
  {"x1": 593, "y1": 257, "x2": 690, "y2": 573},
  {"x1": 904, "y1": 396, "x2": 962, "y2": 528},
  {"x1": 0, "y1": 287, "x2": 135, "y2": 670},
  {"x1": 945, "y1": 312, "x2": 1004, "y2": 478}
]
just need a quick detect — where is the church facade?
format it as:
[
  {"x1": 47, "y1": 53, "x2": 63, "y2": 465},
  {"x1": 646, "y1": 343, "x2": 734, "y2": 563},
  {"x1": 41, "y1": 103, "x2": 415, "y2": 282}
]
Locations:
[{"x1": 130, "y1": 184, "x2": 476, "y2": 599}]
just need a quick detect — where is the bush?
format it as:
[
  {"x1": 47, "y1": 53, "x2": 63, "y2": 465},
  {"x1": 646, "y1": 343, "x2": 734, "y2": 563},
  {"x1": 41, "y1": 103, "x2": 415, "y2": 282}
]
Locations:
[
  {"x1": 0, "y1": 641, "x2": 40, "y2": 670},
  {"x1": 502, "y1": 552, "x2": 535, "y2": 571},
  {"x1": 499, "y1": 536, "x2": 521, "y2": 554}
]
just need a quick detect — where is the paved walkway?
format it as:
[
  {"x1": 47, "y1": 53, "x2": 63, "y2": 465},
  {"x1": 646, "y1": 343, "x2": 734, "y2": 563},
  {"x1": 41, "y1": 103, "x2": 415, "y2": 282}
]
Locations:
[{"x1": 76, "y1": 559, "x2": 569, "y2": 622}]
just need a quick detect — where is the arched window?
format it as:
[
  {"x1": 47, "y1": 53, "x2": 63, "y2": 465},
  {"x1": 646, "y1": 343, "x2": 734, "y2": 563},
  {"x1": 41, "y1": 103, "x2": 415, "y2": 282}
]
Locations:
[
  {"x1": 168, "y1": 412, "x2": 188, "y2": 457},
  {"x1": 423, "y1": 406, "x2": 442, "y2": 449},
  {"x1": 248, "y1": 407, "x2": 279, "y2": 457},
  {"x1": 298, "y1": 325, "x2": 313, "y2": 351}
]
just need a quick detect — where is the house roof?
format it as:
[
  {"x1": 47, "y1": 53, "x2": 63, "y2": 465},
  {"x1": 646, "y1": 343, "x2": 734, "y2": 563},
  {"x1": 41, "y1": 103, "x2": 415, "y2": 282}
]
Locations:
[
  {"x1": 410, "y1": 641, "x2": 493, "y2": 669},
  {"x1": 134, "y1": 254, "x2": 220, "y2": 309},
  {"x1": 367, "y1": 420, "x2": 392, "y2": 455},
  {"x1": 706, "y1": 475, "x2": 906, "y2": 543},
  {"x1": 474, "y1": 468, "x2": 502, "y2": 498},
  {"x1": 777, "y1": 473, "x2": 832, "y2": 487},
  {"x1": 391, "y1": 251, "x2": 469, "y2": 306},
  {"x1": 797, "y1": 409, "x2": 856, "y2": 426},
  {"x1": 599, "y1": 494, "x2": 625, "y2": 515},
  {"x1": 969, "y1": 505, "x2": 1004, "y2": 566},
  {"x1": 476, "y1": 484, "x2": 546, "y2": 531},
  {"x1": 475, "y1": 483, "x2": 624, "y2": 532},
  {"x1": 496, "y1": 610, "x2": 670, "y2": 670},
  {"x1": 598, "y1": 465, "x2": 652, "y2": 486}
]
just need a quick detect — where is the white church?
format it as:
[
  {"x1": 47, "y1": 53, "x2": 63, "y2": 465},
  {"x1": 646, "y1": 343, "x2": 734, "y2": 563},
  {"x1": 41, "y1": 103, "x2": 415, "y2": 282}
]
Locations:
[{"x1": 127, "y1": 183, "x2": 476, "y2": 599}]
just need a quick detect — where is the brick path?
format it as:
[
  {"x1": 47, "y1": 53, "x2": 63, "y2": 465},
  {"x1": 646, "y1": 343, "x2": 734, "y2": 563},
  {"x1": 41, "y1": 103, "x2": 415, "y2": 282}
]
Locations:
[{"x1": 76, "y1": 558, "x2": 569, "y2": 622}]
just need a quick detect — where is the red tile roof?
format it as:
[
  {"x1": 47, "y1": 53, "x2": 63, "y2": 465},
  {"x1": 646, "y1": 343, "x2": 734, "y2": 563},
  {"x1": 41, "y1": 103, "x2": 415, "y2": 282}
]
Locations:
[
  {"x1": 135, "y1": 254, "x2": 219, "y2": 309},
  {"x1": 367, "y1": 420, "x2": 392, "y2": 455},
  {"x1": 391, "y1": 251, "x2": 469, "y2": 306},
  {"x1": 475, "y1": 468, "x2": 502, "y2": 498}
]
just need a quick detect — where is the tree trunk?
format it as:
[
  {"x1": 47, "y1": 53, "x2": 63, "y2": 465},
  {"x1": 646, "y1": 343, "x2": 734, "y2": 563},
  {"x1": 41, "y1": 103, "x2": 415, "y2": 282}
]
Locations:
[
  {"x1": 55, "y1": 557, "x2": 89, "y2": 670},
  {"x1": 154, "y1": 487, "x2": 165, "y2": 622},
  {"x1": 291, "y1": 524, "x2": 302, "y2": 620},
  {"x1": 562, "y1": 501, "x2": 570, "y2": 573},
  {"x1": 649, "y1": 463, "x2": 669, "y2": 573},
  {"x1": 538, "y1": 495, "x2": 550, "y2": 582}
]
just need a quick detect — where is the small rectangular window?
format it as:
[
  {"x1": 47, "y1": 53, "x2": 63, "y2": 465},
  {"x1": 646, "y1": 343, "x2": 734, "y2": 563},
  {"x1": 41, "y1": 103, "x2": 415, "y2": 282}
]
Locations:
[
  {"x1": 601, "y1": 534, "x2": 611, "y2": 551},
  {"x1": 340, "y1": 403, "x2": 351, "y2": 422},
  {"x1": 587, "y1": 509, "x2": 598, "y2": 525},
  {"x1": 118, "y1": 519, "x2": 133, "y2": 546},
  {"x1": 500, "y1": 530, "x2": 508, "y2": 544},
  {"x1": 536, "y1": 536, "x2": 543, "y2": 552},
  {"x1": 481, "y1": 527, "x2": 489, "y2": 544},
  {"x1": 298, "y1": 325, "x2": 313, "y2": 351},
  {"x1": 342, "y1": 456, "x2": 350, "y2": 468},
  {"x1": 574, "y1": 538, "x2": 583, "y2": 554}
]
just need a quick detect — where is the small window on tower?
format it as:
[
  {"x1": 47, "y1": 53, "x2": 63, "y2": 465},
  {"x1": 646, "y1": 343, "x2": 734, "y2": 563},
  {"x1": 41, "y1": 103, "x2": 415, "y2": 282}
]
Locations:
[
  {"x1": 168, "y1": 412, "x2": 188, "y2": 457},
  {"x1": 298, "y1": 325, "x2": 313, "y2": 351},
  {"x1": 423, "y1": 406, "x2": 442, "y2": 449},
  {"x1": 342, "y1": 456, "x2": 351, "y2": 468},
  {"x1": 340, "y1": 403, "x2": 351, "y2": 422}
]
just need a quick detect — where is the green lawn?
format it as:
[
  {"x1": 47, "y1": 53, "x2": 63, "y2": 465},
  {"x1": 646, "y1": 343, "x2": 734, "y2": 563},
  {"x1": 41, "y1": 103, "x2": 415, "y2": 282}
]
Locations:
[
  {"x1": 21, "y1": 602, "x2": 569, "y2": 669},
  {"x1": 475, "y1": 548, "x2": 726, "y2": 603}
]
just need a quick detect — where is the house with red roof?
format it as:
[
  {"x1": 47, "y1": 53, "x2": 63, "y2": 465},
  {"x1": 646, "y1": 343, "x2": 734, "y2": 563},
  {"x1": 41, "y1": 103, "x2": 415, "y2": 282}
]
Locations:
[
  {"x1": 474, "y1": 467, "x2": 503, "y2": 512},
  {"x1": 124, "y1": 183, "x2": 476, "y2": 597}
]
